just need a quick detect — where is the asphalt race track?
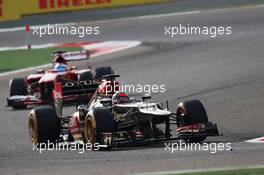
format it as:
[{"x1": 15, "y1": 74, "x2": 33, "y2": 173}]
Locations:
[{"x1": 1, "y1": 1, "x2": 264, "y2": 174}]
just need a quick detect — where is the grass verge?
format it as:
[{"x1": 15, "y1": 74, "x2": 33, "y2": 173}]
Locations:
[{"x1": 0, "y1": 47, "x2": 81, "y2": 73}]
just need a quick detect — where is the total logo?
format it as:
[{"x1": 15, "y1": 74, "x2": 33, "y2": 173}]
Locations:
[
  {"x1": 0, "y1": 0, "x2": 2, "y2": 17},
  {"x1": 39, "y1": 0, "x2": 111, "y2": 9}
]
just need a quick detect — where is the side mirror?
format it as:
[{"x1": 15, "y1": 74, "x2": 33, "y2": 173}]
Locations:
[{"x1": 142, "y1": 95, "x2": 151, "y2": 102}]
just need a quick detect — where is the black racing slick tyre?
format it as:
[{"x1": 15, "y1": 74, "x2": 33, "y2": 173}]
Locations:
[
  {"x1": 28, "y1": 106, "x2": 60, "y2": 146},
  {"x1": 9, "y1": 78, "x2": 27, "y2": 109},
  {"x1": 176, "y1": 100, "x2": 208, "y2": 143},
  {"x1": 95, "y1": 66, "x2": 114, "y2": 80},
  {"x1": 84, "y1": 107, "x2": 115, "y2": 150},
  {"x1": 78, "y1": 71, "x2": 93, "y2": 81},
  {"x1": 9, "y1": 78, "x2": 27, "y2": 96}
]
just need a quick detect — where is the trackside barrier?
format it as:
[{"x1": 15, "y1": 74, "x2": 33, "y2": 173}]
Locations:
[{"x1": 0, "y1": 0, "x2": 166, "y2": 22}]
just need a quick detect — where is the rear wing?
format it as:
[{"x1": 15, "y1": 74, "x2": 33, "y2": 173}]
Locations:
[
  {"x1": 52, "y1": 50, "x2": 90, "y2": 62},
  {"x1": 53, "y1": 79, "x2": 99, "y2": 117},
  {"x1": 62, "y1": 80, "x2": 99, "y2": 95}
]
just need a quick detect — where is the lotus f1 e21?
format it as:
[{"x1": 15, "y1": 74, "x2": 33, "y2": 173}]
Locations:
[{"x1": 28, "y1": 74, "x2": 221, "y2": 150}]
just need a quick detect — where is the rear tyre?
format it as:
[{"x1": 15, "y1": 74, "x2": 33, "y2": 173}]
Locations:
[
  {"x1": 9, "y1": 78, "x2": 27, "y2": 109},
  {"x1": 28, "y1": 106, "x2": 60, "y2": 146},
  {"x1": 84, "y1": 107, "x2": 115, "y2": 150},
  {"x1": 176, "y1": 100, "x2": 208, "y2": 143},
  {"x1": 95, "y1": 66, "x2": 114, "y2": 80}
]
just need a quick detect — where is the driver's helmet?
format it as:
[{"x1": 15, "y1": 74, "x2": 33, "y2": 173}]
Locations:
[
  {"x1": 112, "y1": 92, "x2": 130, "y2": 104},
  {"x1": 54, "y1": 63, "x2": 68, "y2": 72},
  {"x1": 54, "y1": 55, "x2": 67, "y2": 64}
]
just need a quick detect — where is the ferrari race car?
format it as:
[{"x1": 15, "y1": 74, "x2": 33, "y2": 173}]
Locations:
[
  {"x1": 28, "y1": 74, "x2": 220, "y2": 150},
  {"x1": 7, "y1": 50, "x2": 114, "y2": 109}
]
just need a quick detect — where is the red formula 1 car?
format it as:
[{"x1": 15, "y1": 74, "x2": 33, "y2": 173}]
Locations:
[{"x1": 7, "y1": 50, "x2": 114, "y2": 109}]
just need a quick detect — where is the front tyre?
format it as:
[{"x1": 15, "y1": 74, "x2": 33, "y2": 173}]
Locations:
[
  {"x1": 84, "y1": 107, "x2": 115, "y2": 150},
  {"x1": 9, "y1": 78, "x2": 27, "y2": 109},
  {"x1": 28, "y1": 106, "x2": 60, "y2": 146},
  {"x1": 176, "y1": 100, "x2": 208, "y2": 143}
]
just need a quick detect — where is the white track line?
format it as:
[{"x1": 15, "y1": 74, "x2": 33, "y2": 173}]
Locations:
[
  {"x1": 0, "y1": 23, "x2": 75, "y2": 33},
  {"x1": 0, "y1": 43, "x2": 56, "y2": 51},
  {"x1": 0, "y1": 63, "x2": 52, "y2": 77},
  {"x1": 132, "y1": 165, "x2": 264, "y2": 175},
  {"x1": 136, "y1": 11, "x2": 200, "y2": 20}
]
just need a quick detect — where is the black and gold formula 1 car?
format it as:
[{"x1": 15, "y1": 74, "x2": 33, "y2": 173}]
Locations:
[{"x1": 28, "y1": 74, "x2": 220, "y2": 150}]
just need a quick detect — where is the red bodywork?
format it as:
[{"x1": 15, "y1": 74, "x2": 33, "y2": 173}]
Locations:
[{"x1": 7, "y1": 68, "x2": 97, "y2": 108}]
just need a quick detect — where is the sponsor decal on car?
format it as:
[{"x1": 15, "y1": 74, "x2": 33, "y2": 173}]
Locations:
[{"x1": 62, "y1": 80, "x2": 96, "y2": 88}]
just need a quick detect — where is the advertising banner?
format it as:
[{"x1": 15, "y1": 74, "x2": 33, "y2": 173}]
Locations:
[{"x1": 0, "y1": 0, "x2": 165, "y2": 22}]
